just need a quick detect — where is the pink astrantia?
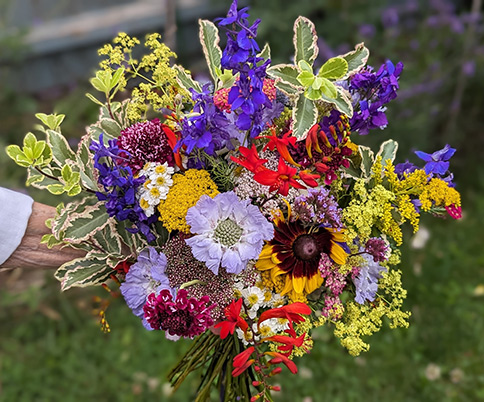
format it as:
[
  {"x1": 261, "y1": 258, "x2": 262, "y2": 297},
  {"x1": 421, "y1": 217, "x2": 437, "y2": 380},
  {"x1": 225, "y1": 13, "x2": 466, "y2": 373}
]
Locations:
[{"x1": 143, "y1": 288, "x2": 215, "y2": 340}]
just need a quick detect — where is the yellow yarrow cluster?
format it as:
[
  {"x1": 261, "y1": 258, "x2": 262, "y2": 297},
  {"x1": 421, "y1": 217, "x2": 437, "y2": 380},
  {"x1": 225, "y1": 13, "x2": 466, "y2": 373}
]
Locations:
[
  {"x1": 97, "y1": 32, "x2": 190, "y2": 121},
  {"x1": 157, "y1": 169, "x2": 219, "y2": 233},
  {"x1": 419, "y1": 177, "x2": 461, "y2": 211},
  {"x1": 333, "y1": 268, "x2": 410, "y2": 356}
]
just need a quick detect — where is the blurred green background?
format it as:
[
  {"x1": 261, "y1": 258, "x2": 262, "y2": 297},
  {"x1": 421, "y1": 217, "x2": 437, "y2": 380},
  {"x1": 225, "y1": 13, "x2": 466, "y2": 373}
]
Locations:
[{"x1": 1, "y1": 0, "x2": 484, "y2": 401}]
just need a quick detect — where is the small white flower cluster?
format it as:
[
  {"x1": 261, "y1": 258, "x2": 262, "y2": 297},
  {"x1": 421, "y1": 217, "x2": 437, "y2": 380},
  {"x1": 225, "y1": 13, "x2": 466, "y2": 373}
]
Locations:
[
  {"x1": 234, "y1": 283, "x2": 288, "y2": 346},
  {"x1": 137, "y1": 162, "x2": 174, "y2": 217}
]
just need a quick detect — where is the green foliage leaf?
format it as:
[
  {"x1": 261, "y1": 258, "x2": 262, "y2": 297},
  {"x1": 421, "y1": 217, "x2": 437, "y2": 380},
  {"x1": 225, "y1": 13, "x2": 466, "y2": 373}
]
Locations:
[
  {"x1": 318, "y1": 57, "x2": 348, "y2": 80},
  {"x1": 319, "y1": 77, "x2": 338, "y2": 99},
  {"x1": 47, "y1": 184, "x2": 65, "y2": 195},
  {"x1": 85, "y1": 92, "x2": 105, "y2": 107},
  {"x1": 109, "y1": 68, "x2": 125, "y2": 91},
  {"x1": 6, "y1": 145, "x2": 30, "y2": 167},
  {"x1": 63, "y1": 203, "x2": 110, "y2": 243},
  {"x1": 376, "y1": 139, "x2": 399, "y2": 165},
  {"x1": 320, "y1": 88, "x2": 353, "y2": 117},
  {"x1": 291, "y1": 92, "x2": 318, "y2": 140},
  {"x1": 359, "y1": 145, "x2": 375, "y2": 178},
  {"x1": 76, "y1": 135, "x2": 99, "y2": 192},
  {"x1": 297, "y1": 70, "x2": 315, "y2": 87},
  {"x1": 55, "y1": 254, "x2": 114, "y2": 291},
  {"x1": 173, "y1": 65, "x2": 202, "y2": 93},
  {"x1": 257, "y1": 43, "x2": 271, "y2": 65},
  {"x1": 100, "y1": 118, "x2": 121, "y2": 138},
  {"x1": 304, "y1": 86, "x2": 322, "y2": 100},
  {"x1": 90, "y1": 72, "x2": 109, "y2": 93},
  {"x1": 46, "y1": 129, "x2": 75, "y2": 165},
  {"x1": 35, "y1": 113, "x2": 65, "y2": 130},
  {"x1": 293, "y1": 16, "x2": 319, "y2": 65},
  {"x1": 267, "y1": 64, "x2": 301, "y2": 87},
  {"x1": 199, "y1": 19, "x2": 223, "y2": 83},
  {"x1": 341, "y1": 43, "x2": 370, "y2": 78},
  {"x1": 274, "y1": 81, "x2": 300, "y2": 97},
  {"x1": 298, "y1": 59, "x2": 313, "y2": 73}
]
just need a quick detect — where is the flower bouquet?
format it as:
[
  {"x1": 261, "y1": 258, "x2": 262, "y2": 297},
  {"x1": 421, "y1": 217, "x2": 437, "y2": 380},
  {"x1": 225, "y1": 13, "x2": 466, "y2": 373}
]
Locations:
[{"x1": 7, "y1": 1, "x2": 462, "y2": 400}]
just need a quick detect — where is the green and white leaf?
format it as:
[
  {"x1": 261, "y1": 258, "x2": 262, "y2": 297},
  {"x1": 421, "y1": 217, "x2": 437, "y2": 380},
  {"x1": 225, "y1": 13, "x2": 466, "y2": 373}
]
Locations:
[
  {"x1": 199, "y1": 19, "x2": 223, "y2": 83},
  {"x1": 174, "y1": 65, "x2": 202, "y2": 93},
  {"x1": 291, "y1": 92, "x2": 318, "y2": 140},
  {"x1": 297, "y1": 70, "x2": 315, "y2": 87},
  {"x1": 319, "y1": 77, "x2": 338, "y2": 99},
  {"x1": 6, "y1": 145, "x2": 30, "y2": 167},
  {"x1": 320, "y1": 88, "x2": 353, "y2": 117},
  {"x1": 100, "y1": 118, "x2": 121, "y2": 138},
  {"x1": 257, "y1": 43, "x2": 271, "y2": 64},
  {"x1": 318, "y1": 57, "x2": 348, "y2": 80},
  {"x1": 359, "y1": 145, "x2": 375, "y2": 178},
  {"x1": 267, "y1": 64, "x2": 301, "y2": 87},
  {"x1": 46, "y1": 129, "x2": 75, "y2": 165},
  {"x1": 274, "y1": 80, "x2": 300, "y2": 97},
  {"x1": 376, "y1": 139, "x2": 398, "y2": 166},
  {"x1": 62, "y1": 202, "x2": 110, "y2": 243},
  {"x1": 35, "y1": 113, "x2": 65, "y2": 131},
  {"x1": 56, "y1": 254, "x2": 113, "y2": 291},
  {"x1": 341, "y1": 42, "x2": 370, "y2": 78},
  {"x1": 75, "y1": 135, "x2": 99, "y2": 192},
  {"x1": 293, "y1": 16, "x2": 319, "y2": 65}
]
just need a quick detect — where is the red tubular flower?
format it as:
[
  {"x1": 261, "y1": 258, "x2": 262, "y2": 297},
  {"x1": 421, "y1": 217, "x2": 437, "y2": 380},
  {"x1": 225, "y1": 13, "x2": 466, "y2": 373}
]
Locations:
[
  {"x1": 213, "y1": 298, "x2": 249, "y2": 339},
  {"x1": 298, "y1": 170, "x2": 320, "y2": 187},
  {"x1": 265, "y1": 351, "x2": 298, "y2": 374},
  {"x1": 257, "y1": 128, "x2": 300, "y2": 167},
  {"x1": 253, "y1": 158, "x2": 305, "y2": 196},
  {"x1": 162, "y1": 125, "x2": 184, "y2": 170},
  {"x1": 232, "y1": 346, "x2": 255, "y2": 376},
  {"x1": 231, "y1": 145, "x2": 268, "y2": 173},
  {"x1": 258, "y1": 302, "x2": 311, "y2": 327}
]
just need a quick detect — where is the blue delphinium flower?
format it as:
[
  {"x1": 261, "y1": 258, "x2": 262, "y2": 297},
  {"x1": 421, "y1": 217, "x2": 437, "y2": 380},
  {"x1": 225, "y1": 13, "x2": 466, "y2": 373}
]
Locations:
[
  {"x1": 352, "y1": 254, "x2": 387, "y2": 304},
  {"x1": 216, "y1": 0, "x2": 274, "y2": 138},
  {"x1": 178, "y1": 85, "x2": 240, "y2": 157},
  {"x1": 120, "y1": 247, "x2": 173, "y2": 329},
  {"x1": 91, "y1": 134, "x2": 157, "y2": 241},
  {"x1": 349, "y1": 60, "x2": 403, "y2": 135},
  {"x1": 185, "y1": 191, "x2": 274, "y2": 275},
  {"x1": 415, "y1": 144, "x2": 456, "y2": 176}
]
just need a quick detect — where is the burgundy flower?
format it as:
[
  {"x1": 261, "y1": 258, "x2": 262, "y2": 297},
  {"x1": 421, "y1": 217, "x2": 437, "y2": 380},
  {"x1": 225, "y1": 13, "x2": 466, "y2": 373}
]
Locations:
[
  {"x1": 143, "y1": 289, "x2": 215, "y2": 339},
  {"x1": 117, "y1": 118, "x2": 175, "y2": 174}
]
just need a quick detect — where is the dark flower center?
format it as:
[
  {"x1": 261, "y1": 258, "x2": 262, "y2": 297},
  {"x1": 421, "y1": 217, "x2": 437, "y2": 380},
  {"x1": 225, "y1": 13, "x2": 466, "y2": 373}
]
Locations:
[{"x1": 293, "y1": 234, "x2": 321, "y2": 261}]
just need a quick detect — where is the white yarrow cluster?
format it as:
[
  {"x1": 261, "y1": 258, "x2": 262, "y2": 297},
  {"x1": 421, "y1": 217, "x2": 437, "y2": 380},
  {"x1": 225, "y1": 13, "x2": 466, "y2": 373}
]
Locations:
[{"x1": 137, "y1": 162, "x2": 174, "y2": 217}]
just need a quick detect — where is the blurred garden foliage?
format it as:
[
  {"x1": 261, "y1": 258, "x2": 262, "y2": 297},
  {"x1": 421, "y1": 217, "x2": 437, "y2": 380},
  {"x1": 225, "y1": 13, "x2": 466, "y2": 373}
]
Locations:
[{"x1": 1, "y1": 0, "x2": 484, "y2": 401}]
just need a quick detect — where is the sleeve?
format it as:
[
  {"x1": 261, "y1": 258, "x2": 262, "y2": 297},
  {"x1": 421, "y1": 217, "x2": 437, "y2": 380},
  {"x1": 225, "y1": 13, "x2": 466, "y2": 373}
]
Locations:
[{"x1": 0, "y1": 187, "x2": 34, "y2": 265}]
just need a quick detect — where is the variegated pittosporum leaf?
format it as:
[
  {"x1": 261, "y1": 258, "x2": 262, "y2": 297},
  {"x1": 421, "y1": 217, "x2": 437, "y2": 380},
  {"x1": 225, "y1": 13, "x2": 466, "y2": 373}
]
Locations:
[
  {"x1": 199, "y1": 19, "x2": 223, "y2": 84},
  {"x1": 341, "y1": 42, "x2": 370, "y2": 79},
  {"x1": 6, "y1": 132, "x2": 53, "y2": 168},
  {"x1": 291, "y1": 91, "x2": 318, "y2": 140},
  {"x1": 293, "y1": 16, "x2": 318, "y2": 66}
]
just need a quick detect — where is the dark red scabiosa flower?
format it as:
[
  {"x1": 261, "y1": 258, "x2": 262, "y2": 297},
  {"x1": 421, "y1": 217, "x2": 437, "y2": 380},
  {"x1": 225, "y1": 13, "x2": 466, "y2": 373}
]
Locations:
[
  {"x1": 117, "y1": 118, "x2": 176, "y2": 174},
  {"x1": 256, "y1": 207, "x2": 348, "y2": 296},
  {"x1": 143, "y1": 289, "x2": 215, "y2": 339}
]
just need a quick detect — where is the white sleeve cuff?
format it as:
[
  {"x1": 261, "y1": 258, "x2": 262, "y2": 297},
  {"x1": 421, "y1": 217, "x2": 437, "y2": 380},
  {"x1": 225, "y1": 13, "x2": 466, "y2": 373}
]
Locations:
[{"x1": 0, "y1": 187, "x2": 34, "y2": 265}]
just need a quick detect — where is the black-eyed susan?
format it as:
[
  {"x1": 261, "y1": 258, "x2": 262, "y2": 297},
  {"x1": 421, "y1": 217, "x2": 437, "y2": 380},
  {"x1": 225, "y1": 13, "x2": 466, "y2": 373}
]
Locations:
[{"x1": 256, "y1": 210, "x2": 348, "y2": 296}]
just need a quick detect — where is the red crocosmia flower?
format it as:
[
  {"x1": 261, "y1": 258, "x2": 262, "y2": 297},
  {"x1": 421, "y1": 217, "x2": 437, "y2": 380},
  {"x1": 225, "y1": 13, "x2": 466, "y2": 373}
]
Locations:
[
  {"x1": 258, "y1": 302, "x2": 311, "y2": 327},
  {"x1": 162, "y1": 124, "x2": 184, "y2": 170},
  {"x1": 305, "y1": 124, "x2": 323, "y2": 159},
  {"x1": 265, "y1": 351, "x2": 298, "y2": 374},
  {"x1": 445, "y1": 204, "x2": 462, "y2": 219},
  {"x1": 213, "y1": 298, "x2": 249, "y2": 339},
  {"x1": 254, "y1": 158, "x2": 305, "y2": 196},
  {"x1": 232, "y1": 346, "x2": 255, "y2": 376},
  {"x1": 263, "y1": 333, "x2": 306, "y2": 356},
  {"x1": 257, "y1": 128, "x2": 300, "y2": 167},
  {"x1": 114, "y1": 259, "x2": 132, "y2": 274},
  {"x1": 298, "y1": 170, "x2": 320, "y2": 187},
  {"x1": 230, "y1": 145, "x2": 268, "y2": 173}
]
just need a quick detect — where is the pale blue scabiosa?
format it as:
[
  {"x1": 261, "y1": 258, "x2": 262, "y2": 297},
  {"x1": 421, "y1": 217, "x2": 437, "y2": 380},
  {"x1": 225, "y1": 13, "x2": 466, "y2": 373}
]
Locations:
[
  {"x1": 120, "y1": 247, "x2": 172, "y2": 329},
  {"x1": 185, "y1": 191, "x2": 274, "y2": 275},
  {"x1": 352, "y1": 254, "x2": 387, "y2": 304}
]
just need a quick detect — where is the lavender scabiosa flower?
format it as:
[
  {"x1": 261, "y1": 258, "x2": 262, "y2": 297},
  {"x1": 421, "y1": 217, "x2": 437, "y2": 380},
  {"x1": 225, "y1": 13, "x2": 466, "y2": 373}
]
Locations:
[
  {"x1": 294, "y1": 187, "x2": 343, "y2": 228},
  {"x1": 143, "y1": 288, "x2": 215, "y2": 340},
  {"x1": 120, "y1": 247, "x2": 172, "y2": 329},
  {"x1": 117, "y1": 118, "x2": 175, "y2": 174},
  {"x1": 185, "y1": 191, "x2": 274, "y2": 275},
  {"x1": 352, "y1": 254, "x2": 387, "y2": 304}
]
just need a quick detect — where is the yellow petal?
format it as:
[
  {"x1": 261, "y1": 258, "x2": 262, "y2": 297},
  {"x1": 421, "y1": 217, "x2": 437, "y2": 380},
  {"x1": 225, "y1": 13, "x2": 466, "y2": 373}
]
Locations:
[
  {"x1": 255, "y1": 257, "x2": 276, "y2": 271},
  {"x1": 280, "y1": 274, "x2": 294, "y2": 295},
  {"x1": 292, "y1": 276, "x2": 305, "y2": 294},
  {"x1": 305, "y1": 273, "x2": 324, "y2": 294},
  {"x1": 330, "y1": 241, "x2": 348, "y2": 265}
]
